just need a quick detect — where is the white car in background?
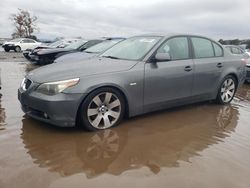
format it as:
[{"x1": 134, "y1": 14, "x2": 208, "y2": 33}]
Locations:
[{"x1": 2, "y1": 38, "x2": 42, "y2": 52}]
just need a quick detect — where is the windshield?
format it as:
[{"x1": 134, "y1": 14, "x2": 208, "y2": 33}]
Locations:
[
  {"x1": 65, "y1": 40, "x2": 87, "y2": 49},
  {"x1": 101, "y1": 36, "x2": 161, "y2": 60},
  {"x1": 85, "y1": 39, "x2": 123, "y2": 54},
  {"x1": 10, "y1": 38, "x2": 22, "y2": 42},
  {"x1": 49, "y1": 40, "x2": 64, "y2": 48}
]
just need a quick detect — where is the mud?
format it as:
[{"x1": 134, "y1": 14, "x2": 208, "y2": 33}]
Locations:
[{"x1": 0, "y1": 51, "x2": 250, "y2": 188}]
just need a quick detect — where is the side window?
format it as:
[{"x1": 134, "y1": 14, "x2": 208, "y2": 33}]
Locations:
[
  {"x1": 191, "y1": 37, "x2": 214, "y2": 58},
  {"x1": 231, "y1": 47, "x2": 243, "y2": 54},
  {"x1": 27, "y1": 39, "x2": 35, "y2": 43},
  {"x1": 213, "y1": 42, "x2": 223, "y2": 57},
  {"x1": 22, "y1": 39, "x2": 35, "y2": 43},
  {"x1": 157, "y1": 37, "x2": 189, "y2": 60},
  {"x1": 22, "y1": 39, "x2": 29, "y2": 43}
]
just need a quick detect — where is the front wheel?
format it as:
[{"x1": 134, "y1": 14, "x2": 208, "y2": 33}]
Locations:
[
  {"x1": 4, "y1": 48, "x2": 10, "y2": 52},
  {"x1": 79, "y1": 87, "x2": 125, "y2": 131},
  {"x1": 216, "y1": 75, "x2": 237, "y2": 104}
]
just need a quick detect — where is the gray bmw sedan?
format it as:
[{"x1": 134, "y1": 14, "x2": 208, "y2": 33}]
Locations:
[{"x1": 18, "y1": 34, "x2": 246, "y2": 131}]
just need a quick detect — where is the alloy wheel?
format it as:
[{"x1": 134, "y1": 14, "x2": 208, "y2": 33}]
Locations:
[
  {"x1": 220, "y1": 78, "x2": 236, "y2": 103},
  {"x1": 87, "y1": 92, "x2": 121, "y2": 129}
]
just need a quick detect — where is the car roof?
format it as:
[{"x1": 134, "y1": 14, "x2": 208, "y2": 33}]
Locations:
[{"x1": 133, "y1": 33, "x2": 218, "y2": 40}]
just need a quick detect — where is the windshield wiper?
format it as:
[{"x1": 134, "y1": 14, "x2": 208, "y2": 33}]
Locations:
[{"x1": 102, "y1": 55, "x2": 120, "y2": 59}]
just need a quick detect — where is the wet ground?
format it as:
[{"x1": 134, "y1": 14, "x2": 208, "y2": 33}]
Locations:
[{"x1": 0, "y1": 51, "x2": 250, "y2": 188}]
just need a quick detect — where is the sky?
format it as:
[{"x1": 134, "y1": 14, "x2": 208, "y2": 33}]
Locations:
[{"x1": 0, "y1": 0, "x2": 250, "y2": 40}]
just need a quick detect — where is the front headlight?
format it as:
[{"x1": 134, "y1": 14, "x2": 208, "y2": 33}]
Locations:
[{"x1": 36, "y1": 78, "x2": 80, "y2": 95}]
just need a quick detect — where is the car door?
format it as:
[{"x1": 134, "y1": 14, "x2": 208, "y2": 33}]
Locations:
[
  {"x1": 19, "y1": 39, "x2": 29, "y2": 50},
  {"x1": 190, "y1": 37, "x2": 224, "y2": 100},
  {"x1": 21, "y1": 39, "x2": 35, "y2": 50},
  {"x1": 26, "y1": 39, "x2": 37, "y2": 49},
  {"x1": 144, "y1": 36, "x2": 194, "y2": 112}
]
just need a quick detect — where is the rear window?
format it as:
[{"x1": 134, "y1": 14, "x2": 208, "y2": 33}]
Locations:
[{"x1": 191, "y1": 37, "x2": 214, "y2": 58}]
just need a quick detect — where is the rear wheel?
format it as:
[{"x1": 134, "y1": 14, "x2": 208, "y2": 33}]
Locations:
[
  {"x1": 79, "y1": 87, "x2": 125, "y2": 131},
  {"x1": 216, "y1": 75, "x2": 237, "y2": 104},
  {"x1": 15, "y1": 46, "x2": 21, "y2": 52}
]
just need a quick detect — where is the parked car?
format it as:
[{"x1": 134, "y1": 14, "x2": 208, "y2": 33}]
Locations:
[
  {"x1": 239, "y1": 44, "x2": 250, "y2": 52},
  {"x1": 224, "y1": 45, "x2": 250, "y2": 82},
  {"x1": 32, "y1": 39, "x2": 103, "y2": 65},
  {"x1": 23, "y1": 39, "x2": 80, "y2": 60},
  {"x1": 224, "y1": 45, "x2": 245, "y2": 55},
  {"x1": 54, "y1": 38, "x2": 125, "y2": 63},
  {"x1": 2, "y1": 38, "x2": 41, "y2": 52},
  {"x1": 18, "y1": 34, "x2": 246, "y2": 131}
]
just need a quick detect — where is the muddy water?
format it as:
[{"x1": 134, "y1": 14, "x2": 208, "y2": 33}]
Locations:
[{"x1": 0, "y1": 58, "x2": 250, "y2": 188}]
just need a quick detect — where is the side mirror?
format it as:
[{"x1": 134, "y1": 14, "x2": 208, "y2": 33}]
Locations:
[{"x1": 155, "y1": 52, "x2": 171, "y2": 62}]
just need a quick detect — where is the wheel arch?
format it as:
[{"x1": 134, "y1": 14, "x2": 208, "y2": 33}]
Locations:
[
  {"x1": 75, "y1": 84, "x2": 130, "y2": 127},
  {"x1": 218, "y1": 71, "x2": 239, "y2": 90},
  {"x1": 227, "y1": 73, "x2": 239, "y2": 87}
]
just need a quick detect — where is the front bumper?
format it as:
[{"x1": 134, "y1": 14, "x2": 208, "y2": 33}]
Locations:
[
  {"x1": 18, "y1": 86, "x2": 86, "y2": 127},
  {"x1": 2, "y1": 44, "x2": 16, "y2": 50},
  {"x1": 23, "y1": 50, "x2": 31, "y2": 59}
]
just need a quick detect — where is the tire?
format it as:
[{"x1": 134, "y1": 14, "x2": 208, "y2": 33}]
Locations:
[
  {"x1": 78, "y1": 87, "x2": 125, "y2": 131},
  {"x1": 4, "y1": 48, "x2": 9, "y2": 52},
  {"x1": 216, "y1": 75, "x2": 237, "y2": 104},
  {"x1": 15, "y1": 46, "x2": 21, "y2": 52}
]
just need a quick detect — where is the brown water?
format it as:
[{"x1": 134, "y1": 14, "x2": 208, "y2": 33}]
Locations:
[{"x1": 0, "y1": 57, "x2": 250, "y2": 188}]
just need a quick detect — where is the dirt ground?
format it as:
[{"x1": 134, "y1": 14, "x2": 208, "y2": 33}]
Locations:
[{"x1": 0, "y1": 50, "x2": 250, "y2": 188}]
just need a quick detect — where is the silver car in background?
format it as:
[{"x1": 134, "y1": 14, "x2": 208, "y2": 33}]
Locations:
[
  {"x1": 224, "y1": 45, "x2": 250, "y2": 82},
  {"x1": 18, "y1": 34, "x2": 246, "y2": 131}
]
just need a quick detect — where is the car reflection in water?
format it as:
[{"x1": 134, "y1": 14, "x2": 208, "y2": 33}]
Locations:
[
  {"x1": 21, "y1": 103, "x2": 239, "y2": 178},
  {"x1": 0, "y1": 93, "x2": 6, "y2": 130}
]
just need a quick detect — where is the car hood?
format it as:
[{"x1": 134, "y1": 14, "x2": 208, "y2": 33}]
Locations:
[
  {"x1": 4, "y1": 42, "x2": 16, "y2": 45},
  {"x1": 37, "y1": 48, "x2": 74, "y2": 55},
  {"x1": 55, "y1": 52, "x2": 97, "y2": 63},
  {"x1": 27, "y1": 57, "x2": 139, "y2": 83}
]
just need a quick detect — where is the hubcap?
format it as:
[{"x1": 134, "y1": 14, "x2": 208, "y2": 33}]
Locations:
[
  {"x1": 87, "y1": 92, "x2": 121, "y2": 129},
  {"x1": 220, "y1": 78, "x2": 235, "y2": 103}
]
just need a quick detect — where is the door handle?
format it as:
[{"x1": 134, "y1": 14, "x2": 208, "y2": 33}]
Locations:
[
  {"x1": 217, "y1": 63, "x2": 223, "y2": 68},
  {"x1": 184, "y1": 66, "x2": 192, "y2": 72}
]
